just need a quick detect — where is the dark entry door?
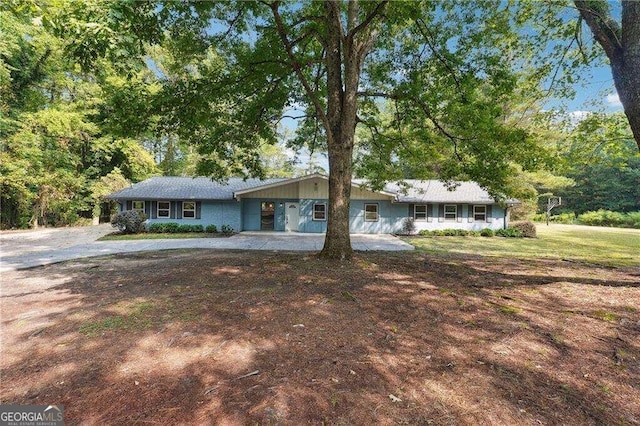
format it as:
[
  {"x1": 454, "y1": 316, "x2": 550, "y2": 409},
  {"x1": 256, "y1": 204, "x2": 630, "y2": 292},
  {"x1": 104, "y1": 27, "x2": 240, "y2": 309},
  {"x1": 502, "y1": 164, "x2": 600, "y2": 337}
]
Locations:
[{"x1": 261, "y1": 201, "x2": 275, "y2": 230}]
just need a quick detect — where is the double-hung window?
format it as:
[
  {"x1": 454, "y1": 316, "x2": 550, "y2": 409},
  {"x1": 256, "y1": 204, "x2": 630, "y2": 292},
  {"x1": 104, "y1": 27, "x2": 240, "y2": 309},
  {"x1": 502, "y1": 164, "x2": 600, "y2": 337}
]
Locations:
[
  {"x1": 313, "y1": 203, "x2": 326, "y2": 221},
  {"x1": 473, "y1": 205, "x2": 487, "y2": 222},
  {"x1": 364, "y1": 204, "x2": 379, "y2": 222},
  {"x1": 132, "y1": 201, "x2": 145, "y2": 213},
  {"x1": 414, "y1": 205, "x2": 427, "y2": 221},
  {"x1": 182, "y1": 201, "x2": 196, "y2": 219},
  {"x1": 444, "y1": 204, "x2": 457, "y2": 221},
  {"x1": 158, "y1": 201, "x2": 171, "y2": 218}
]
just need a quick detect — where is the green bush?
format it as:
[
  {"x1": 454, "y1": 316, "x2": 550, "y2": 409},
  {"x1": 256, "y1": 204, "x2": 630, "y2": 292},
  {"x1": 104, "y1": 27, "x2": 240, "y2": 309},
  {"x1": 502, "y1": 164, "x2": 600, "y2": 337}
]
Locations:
[
  {"x1": 111, "y1": 211, "x2": 147, "y2": 234},
  {"x1": 496, "y1": 227, "x2": 523, "y2": 238},
  {"x1": 148, "y1": 223, "x2": 164, "y2": 233},
  {"x1": 220, "y1": 224, "x2": 234, "y2": 234},
  {"x1": 415, "y1": 228, "x2": 485, "y2": 237},
  {"x1": 532, "y1": 212, "x2": 576, "y2": 224},
  {"x1": 480, "y1": 228, "x2": 495, "y2": 237},
  {"x1": 164, "y1": 222, "x2": 181, "y2": 233},
  {"x1": 626, "y1": 212, "x2": 640, "y2": 228},
  {"x1": 578, "y1": 210, "x2": 626, "y2": 227},
  {"x1": 511, "y1": 221, "x2": 537, "y2": 238},
  {"x1": 177, "y1": 224, "x2": 204, "y2": 233},
  {"x1": 402, "y1": 217, "x2": 416, "y2": 235},
  {"x1": 205, "y1": 224, "x2": 218, "y2": 233}
]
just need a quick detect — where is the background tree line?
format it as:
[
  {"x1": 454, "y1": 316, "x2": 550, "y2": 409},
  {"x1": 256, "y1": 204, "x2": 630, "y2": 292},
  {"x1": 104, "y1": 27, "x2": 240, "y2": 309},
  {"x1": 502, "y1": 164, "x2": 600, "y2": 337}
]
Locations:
[{"x1": 1, "y1": 0, "x2": 638, "y2": 241}]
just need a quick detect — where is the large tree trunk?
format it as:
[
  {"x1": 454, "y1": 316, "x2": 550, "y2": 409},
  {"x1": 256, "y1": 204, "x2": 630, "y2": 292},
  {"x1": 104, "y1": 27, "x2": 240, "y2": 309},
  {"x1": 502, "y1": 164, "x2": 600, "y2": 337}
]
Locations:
[
  {"x1": 319, "y1": 0, "x2": 355, "y2": 260},
  {"x1": 271, "y1": 0, "x2": 386, "y2": 259},
  {"x1": 575, "y1": 0, "x2": 640, "y2": 151},
  {"x1": 322, "y1": 143, "x2": 355, "y2": 259},
  {"x1": 617, "y1": 1, "x2": 640, "y2": 150}
]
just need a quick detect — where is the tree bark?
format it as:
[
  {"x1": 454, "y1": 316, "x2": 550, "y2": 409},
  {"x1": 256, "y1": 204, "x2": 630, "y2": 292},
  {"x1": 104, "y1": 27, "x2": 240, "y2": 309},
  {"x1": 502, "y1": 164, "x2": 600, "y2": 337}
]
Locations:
[
  {"x1": 318, "y1": 0, "x2": 353, "y2": 259},
  {"x1": 319, "y1": 0, "x2": 382, "y2": 260},
  {"x1": 575, "y1": 0, "x2": 640, "y2": 151}
]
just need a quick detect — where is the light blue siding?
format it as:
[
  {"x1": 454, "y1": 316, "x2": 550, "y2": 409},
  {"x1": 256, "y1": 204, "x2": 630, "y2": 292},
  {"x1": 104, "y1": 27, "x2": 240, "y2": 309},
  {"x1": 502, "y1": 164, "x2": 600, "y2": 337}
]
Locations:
[
  {"x1": 144, "y1": 201, "x2": 241, "y2": 231},
  {"x1": 241, "y1": 199, "x2": 262, "y2": 231},
  {"x1": 299, "y1": 199, "x2": 327, "y2": 233},
  {"x1": 349, "y1": 200, "x2": 409, "y2": 234},
  {"x1": 124, "y1": 197, "x2": 507, "y2": 234},
  {"x1": 267, "y1": 198, "x2": 408, "y2": 234}
]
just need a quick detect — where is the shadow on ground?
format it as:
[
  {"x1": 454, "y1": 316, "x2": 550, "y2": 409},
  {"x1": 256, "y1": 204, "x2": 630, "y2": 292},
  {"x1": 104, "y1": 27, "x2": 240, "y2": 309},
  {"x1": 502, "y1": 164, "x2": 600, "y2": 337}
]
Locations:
[{"x1": 1, "y1": 250, "x2": 639, "y2": 424}]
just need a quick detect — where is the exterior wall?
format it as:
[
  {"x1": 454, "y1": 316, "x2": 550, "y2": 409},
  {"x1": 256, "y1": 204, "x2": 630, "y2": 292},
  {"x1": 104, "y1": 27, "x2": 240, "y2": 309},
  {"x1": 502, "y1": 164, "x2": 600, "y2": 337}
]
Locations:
[
  {"x1": 241, "y1": 182, "x2": 300, "y2": 199},
  {"x1": 119, "y1": 198, "x2": 506, "y2": 234},
  {"x1": 297, "y1": 177, "x2": 389, "y2": 200},
  {"x1": 349, "y1": 200, "x2": 408, "y2": 233},
  {"x1": 242, "y1": 198, "x2": 407, "y2": 234},
  {"x1": 241, "y1": 177, "x2": 390, "y2": 201},
  {"x1": 409, "y1": 203, "x2": 506, "y2": 231},
  {"x1": 121, "y1": 200, "x2": 241, "y2": 231}
]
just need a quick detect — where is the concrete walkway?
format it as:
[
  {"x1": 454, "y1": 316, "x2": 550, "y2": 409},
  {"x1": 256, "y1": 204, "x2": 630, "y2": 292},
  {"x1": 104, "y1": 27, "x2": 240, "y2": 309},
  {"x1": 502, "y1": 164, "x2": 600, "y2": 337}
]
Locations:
[{"x1": 0, "y1": 226, "x2": 413, "y2": 272}]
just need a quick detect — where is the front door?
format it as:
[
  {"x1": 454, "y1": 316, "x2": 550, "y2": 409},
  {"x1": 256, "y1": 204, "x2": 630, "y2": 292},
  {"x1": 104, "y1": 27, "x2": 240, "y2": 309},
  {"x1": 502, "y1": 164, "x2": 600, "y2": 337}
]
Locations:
[{"x1": 284, "y1": 202, "x2": 299, "y2": 232}]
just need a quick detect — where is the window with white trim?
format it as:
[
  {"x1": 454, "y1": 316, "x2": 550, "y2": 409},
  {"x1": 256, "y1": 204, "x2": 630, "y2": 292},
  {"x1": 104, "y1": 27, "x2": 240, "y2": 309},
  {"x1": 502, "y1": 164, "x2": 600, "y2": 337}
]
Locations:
[
  {"x1": 313, "y1": 203, "x2": 326, "y2": 221},
  {"x1": 157, "y1": 201, "x2": 170, "y2": 218},
  {"x1": 364, "y1": 203, "x2": 379, "y2": 222},
  {"x1": 414, "y1": 205, "x2": 427, "y2": 220},
  {"x1": 183, "y1": 201, "x2": 195, "y2": 219},
  {"x1": 132, "y1": 201, "x2": 145, "y2": 213},
  {"x1": 444, "y1": 204, "x2": 457, "y2": 221},
  {"x1": 473, "y1": 205, "x2": 487, "y2": 222}
]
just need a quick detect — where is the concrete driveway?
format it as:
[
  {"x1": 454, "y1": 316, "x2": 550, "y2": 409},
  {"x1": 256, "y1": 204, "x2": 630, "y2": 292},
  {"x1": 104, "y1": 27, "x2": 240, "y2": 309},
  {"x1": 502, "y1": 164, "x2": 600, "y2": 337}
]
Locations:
[{"x1": 0, "y1": 226, "x2": 414, "y2": 272}]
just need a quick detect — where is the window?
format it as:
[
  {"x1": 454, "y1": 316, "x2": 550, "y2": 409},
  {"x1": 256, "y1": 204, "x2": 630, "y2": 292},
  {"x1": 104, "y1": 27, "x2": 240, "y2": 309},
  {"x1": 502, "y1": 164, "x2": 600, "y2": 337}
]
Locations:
[
  {"x1": 444, "y1": 204, "x2": 457, "y2": 221},
  {"x1": 132, "y1": 201, "x2": 144, "y2": 213},
  {"x1": 183, "y1": 201, "x2": 195, "y2": 219},
  {"x1": 158, "y1": 201, "x2": 170, "y2": 218},
  {"x1": 313, "y1": 203, "x2": 326, "y2": 221},
  {"x1": 414, "y1": 205, "x2": 427, "y2": 221},
  {"x1": 364, "y1": 203, "x2": 379, "y2": 222},
  {"x1": 473, "y1": 205, "x2": 487, "y2": 222}
]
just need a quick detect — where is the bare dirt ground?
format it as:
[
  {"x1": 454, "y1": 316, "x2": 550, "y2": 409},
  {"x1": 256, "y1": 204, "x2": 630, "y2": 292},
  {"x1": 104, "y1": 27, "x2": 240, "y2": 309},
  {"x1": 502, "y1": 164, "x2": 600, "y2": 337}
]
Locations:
[{"x1": 1, "y1": 250, "x2": 639, "y2": 425}]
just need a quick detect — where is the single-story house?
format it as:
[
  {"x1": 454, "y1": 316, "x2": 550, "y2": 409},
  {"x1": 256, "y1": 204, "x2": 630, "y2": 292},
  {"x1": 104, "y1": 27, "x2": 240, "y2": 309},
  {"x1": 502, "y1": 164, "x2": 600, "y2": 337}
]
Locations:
[{"x1": 106, "y1": 174, "x2": 518, "y2": 233}]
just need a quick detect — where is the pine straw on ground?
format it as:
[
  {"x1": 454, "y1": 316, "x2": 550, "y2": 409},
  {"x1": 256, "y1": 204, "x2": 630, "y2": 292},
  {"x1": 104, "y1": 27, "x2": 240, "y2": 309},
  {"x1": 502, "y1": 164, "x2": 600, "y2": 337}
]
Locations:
[{"x1": 1, "y1": 250, "x2": 639, "y2": 425}]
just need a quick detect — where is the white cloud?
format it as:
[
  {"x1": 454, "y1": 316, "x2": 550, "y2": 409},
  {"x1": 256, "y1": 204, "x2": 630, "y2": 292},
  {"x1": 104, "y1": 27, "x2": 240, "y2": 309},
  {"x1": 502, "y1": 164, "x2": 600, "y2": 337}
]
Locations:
[
  {"x1": 606, "y1": 93, "x2": 622, "y2": 107},
  {"x1": 567, "y1": 110, "x2": 591, "y2": 125}
]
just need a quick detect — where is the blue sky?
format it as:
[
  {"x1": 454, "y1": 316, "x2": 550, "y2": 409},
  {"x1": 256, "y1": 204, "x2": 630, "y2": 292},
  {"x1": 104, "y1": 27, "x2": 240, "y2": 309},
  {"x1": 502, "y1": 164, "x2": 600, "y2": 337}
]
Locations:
[{"x1": 545, "y1": 64, "x2": 622, "y2": 113}]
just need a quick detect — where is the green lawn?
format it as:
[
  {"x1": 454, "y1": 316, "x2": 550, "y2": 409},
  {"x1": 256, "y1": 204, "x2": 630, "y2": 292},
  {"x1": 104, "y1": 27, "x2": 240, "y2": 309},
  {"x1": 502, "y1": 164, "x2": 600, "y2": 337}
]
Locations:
[
  {"x1": 405, "y1": 224, "x2": 640, "y2": 267},
  {"x1": 98, "y1": 232, "x2": 228, "y2": 241}
]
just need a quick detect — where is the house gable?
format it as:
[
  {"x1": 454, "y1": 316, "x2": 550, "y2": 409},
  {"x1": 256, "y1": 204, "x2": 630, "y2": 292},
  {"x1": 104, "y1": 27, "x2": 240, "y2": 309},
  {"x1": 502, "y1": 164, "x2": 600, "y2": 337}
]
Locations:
[{"x1": 234, "y1": 174, "x2": 395, "y2": 201}]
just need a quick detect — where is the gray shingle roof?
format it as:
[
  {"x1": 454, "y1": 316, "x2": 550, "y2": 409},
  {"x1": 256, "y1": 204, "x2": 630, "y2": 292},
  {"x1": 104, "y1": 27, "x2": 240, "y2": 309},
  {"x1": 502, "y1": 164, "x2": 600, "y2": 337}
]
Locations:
[
  {"x1": 107, "y1": 176, "x2": 517, "y2": 204},
  {"x1": 357, "y1": 180, "x2": 499, "y2": 203},
  {"x1": 106, "y1": 177, "x2": 287, "y2": 200}
]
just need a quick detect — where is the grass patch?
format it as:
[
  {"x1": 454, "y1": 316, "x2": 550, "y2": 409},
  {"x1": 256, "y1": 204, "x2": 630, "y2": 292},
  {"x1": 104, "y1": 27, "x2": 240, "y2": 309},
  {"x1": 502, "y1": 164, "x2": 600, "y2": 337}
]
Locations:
[
  {"x1": 79, "y1": 301, "x2": 156, "y2": 336},
  {"x1": 98, "y1": 232, "x2": 229, "y2": 241},
  {"x1": 593, "y1": 310, "x2": 618, "y2": 322},
  {"x1": 406, "y1": 224, "x2": 640, "y2": 267},
  {"x1": 497, "y1": 304, "x2": 521, "y2": 315}
]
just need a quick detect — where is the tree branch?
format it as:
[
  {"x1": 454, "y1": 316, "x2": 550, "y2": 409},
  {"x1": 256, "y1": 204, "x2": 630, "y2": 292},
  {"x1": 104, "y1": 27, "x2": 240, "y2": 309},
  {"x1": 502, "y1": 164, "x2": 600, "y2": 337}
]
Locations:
[
  {"x1": 573, "y1": 0, "x2": 622, "y2": 62},
  {"x1": 350, "y1": 1, "x2": 389, "y2": 38},
  {"x1": 269, "y1": 1, "x2": 334, "y2": 146}
]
